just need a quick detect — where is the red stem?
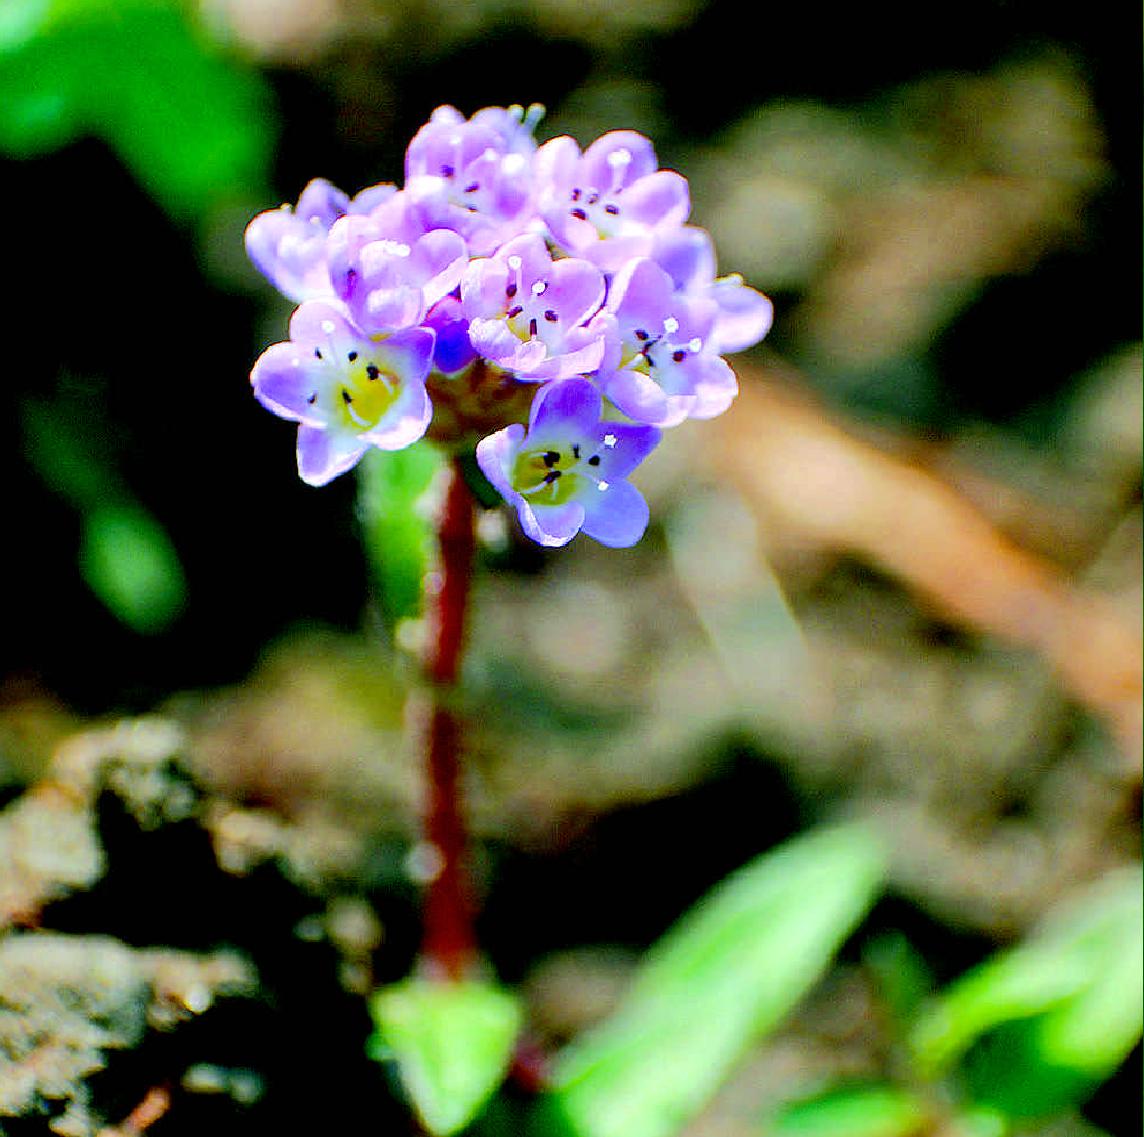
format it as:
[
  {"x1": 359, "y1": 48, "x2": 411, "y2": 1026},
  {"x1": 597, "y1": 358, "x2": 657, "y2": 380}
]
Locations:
[{"x1": 419, "y1": 458, "x2": 477, "y2": 980}]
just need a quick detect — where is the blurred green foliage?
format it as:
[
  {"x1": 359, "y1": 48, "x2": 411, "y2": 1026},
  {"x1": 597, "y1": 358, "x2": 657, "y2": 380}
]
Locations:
[
  {"x1": 545, "y1": 824, "x2": 887, "y2": 1137},
  {"x1": 357, "y1": 444, "x2": 446, "y2": 631},
  {"x1": 766, "y1": 1084, "x2": 930, "y2": 1137},
  {"x1": 0, "y1": 0, "x2": 273, "y2": 219},
  {"x1": 911, "y1": 868, "x2": 1142, "y2": 1121}
]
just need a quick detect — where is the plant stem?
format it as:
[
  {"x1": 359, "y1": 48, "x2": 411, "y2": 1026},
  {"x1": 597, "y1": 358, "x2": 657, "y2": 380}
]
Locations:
[{"x1": 418, "y1": 457, "x2": 477, "y2": 980}]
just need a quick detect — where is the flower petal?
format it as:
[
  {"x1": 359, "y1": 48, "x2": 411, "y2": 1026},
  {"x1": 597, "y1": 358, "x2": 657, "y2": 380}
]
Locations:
[
  {"x1": 579, "y1": 478, "x2": 649, "y2": 548},
  {"x1": 251, "y1": 342, "x2": 326, "y2": 426},
  {"x1": 296, "y1": 424, "x2": 367, "y2": 486},
  {"x1": 710, "y1": 277, "x2": 774, "y2": 354}
]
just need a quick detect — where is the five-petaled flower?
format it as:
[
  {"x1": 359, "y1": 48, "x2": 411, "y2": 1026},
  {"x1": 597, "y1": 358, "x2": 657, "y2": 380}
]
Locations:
[
  {"x1": 476, "y1": 378, "x2": 660, "y2": 548},
  {"x1": 246, "y1": 103, "x2": 773, "y2": 546}
]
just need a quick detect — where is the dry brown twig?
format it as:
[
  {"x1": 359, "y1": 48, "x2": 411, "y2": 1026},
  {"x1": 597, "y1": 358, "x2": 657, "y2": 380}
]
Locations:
[{"x1": 710, "y1": 364, "x2": 1142, "y2": 766}]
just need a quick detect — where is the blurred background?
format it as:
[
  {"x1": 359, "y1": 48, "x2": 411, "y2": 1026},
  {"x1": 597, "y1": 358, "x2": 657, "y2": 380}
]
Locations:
[{"x1": 0, "y1": 1, "x2": 1139, "y2": 1134}]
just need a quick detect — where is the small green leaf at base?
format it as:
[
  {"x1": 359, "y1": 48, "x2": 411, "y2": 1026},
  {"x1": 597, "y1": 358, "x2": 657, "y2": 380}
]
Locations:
[
  {"x1": 369, "y1": 978, "x2": 523, "y2": 1137},
  {"x1": 548, "y1": 823, "x2": 887, "y2": 1137}
]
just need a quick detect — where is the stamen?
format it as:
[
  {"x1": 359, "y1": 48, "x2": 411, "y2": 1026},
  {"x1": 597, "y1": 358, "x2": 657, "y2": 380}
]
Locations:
[
  {"x1": 543, "y1": 470, "x2": 561, "y2": 485},
  {"x1": 440, "y1": 164, "x2": 455, "y2": 178},
  {"x1": 528, "y1": 317, "x2": 539, "y2": 338},
  {"x1": 571, "y1": 208, "x2": 588, "y2": 221},
  {"x1": 348, "y1": 351, "x2": 358, "y2": 361},
  {"x1": 544, "y1": 309, "x2": 559, "y2": 322},
  {"x1": 634, "y1": 328, "x2": 649, "y2": 341},
  {"x1": 588, "y1": 454, "x2": 601, "y2": 466},
  {"x1": 572, "y1": 443, "x2": 581, "y2": 458},
  {"x1": 542, "y1": 450, "x2": 560, "y2": 468},
  {"x1": 672, "y1": 350, "x2": 686, "y2": 362},
  {"x1": 571, "y1": 188, "x2": 582, "y2": 202},
  {"x1": 604, "y1": 203, "x2": 620, "y2": 215},
  {"x1": 341, "y1": 389, "x2": 353, "y2": 404},
  {"x1": 587, "y1": 192, "x2": 600, "y2": 206},
  {"x1": 307, "y1": 393, "x2": 317, "y2": 404},
  {"x1": 464, "y1": 182, "x2": 480, "y2": 193},
  {"x1": 603, "y1": 433, "x2": 617, "y2": 448},
  {"x1": 507, "y1": 305, "x2": 523, "y2": 319},
  {"x1": 663, "y1": 316, "x2": 679, "y2": 334},
  {"x1": 532, "y1": 280, "x2": 548, "y2": 296},
  {"x1": 314, "y1": 348, "x2": 323, "y2": 359},
  {"x1": 597, "y1": 480, "x2": 610, "y2": 491},
  {"x1": 366, "y1": 364, "x2": 381, "y2": 380},
  {"x1": 506, "y1": 283, "x2": 518, "y2": 298}
]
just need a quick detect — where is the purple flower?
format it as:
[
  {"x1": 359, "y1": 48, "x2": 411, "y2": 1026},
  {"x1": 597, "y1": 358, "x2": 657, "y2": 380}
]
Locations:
[
  {"x1": 593, "y1": 257, "x2": 737, "y2": 427},
  {"x1": 652, "y1": 226, "x2": 773, "y2": 353},
  {"x1": 404, "y1": 104, "x2": 542, "y2": 256},
  {"x1": 535, "y1": 131, "x2": 690, "y2": 271},
  {"x1": 251, "y1": 301, "x2": 434, "y2": 485},
  {"x1": 476, "y1": 378, "x2": 660, "y2": 548},
  {"x1": 245, "y1": 178, "x2": 397, "y2": 303},
  {"x1": 461, "y1": 233, "x2": 607, "y2": 380},
  {"x1": 327, "y1": 210, "x2": 468, "y2": 335}
]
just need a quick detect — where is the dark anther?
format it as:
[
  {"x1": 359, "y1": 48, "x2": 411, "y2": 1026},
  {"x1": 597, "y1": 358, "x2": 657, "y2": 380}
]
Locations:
[
  {"x1": 544, "y1": 309, "x2": 559, "y2": 322},
  {"x1": 441, "y1": 164, "x2": 455, "y2": 177},
  {"x1": 571, "y1": 187, "x2": 582, "y2": 202},
  {"x1": 366, "y1": 364, "x2": 381, "y2": 380},
  {"x1": 570, "y1": 207, "x2": 588, "y2": 221},
  {"x1": 348, "y1": 351, "x2": 358, "y2": 361},
  {"x1": 507, "y1": 305, "x2": 523, "y2": 319},
  {"x1": 307, "y1": 393, "x2": 317, "y2": 404},
  {"x1": 314, "y1": 348, "x2": 323, "y2": 359},
  {"x1": 542, "y1": 450, "x2": 560, "y2": 468},
  {"x1": 587, "y1": 192, "x2": 600, "y2": 205},
  {"x1": 588, "y1": 454, "x2": 601, "y2": 466},
  {"x1": 604, "y1": 203, "x2": 620, "y2": 215},
  {"x1": 634, "y1": 329, "x2": 649, "y2": 341},
  {"x1": 571, "y1": 443, "x2": 581, "y2": 458},
  {"x1": 529, "y1": 317, "x2": 539, "y2": 338},
  {"x1": 543, "y1": 470, "x2": 562, "y2": 485},
  {"x1": 464, "y1": 182, "x2": 480, "y2": 193},
  {"x1": 341, "y1": 389, "x2": 353, "y2": 404},
  {"x1": 506, "y1": 283, "x2": 518, "y2": 298},
  {"x1": 672, "y1": 350, "x2": 686, "y2": 362}
]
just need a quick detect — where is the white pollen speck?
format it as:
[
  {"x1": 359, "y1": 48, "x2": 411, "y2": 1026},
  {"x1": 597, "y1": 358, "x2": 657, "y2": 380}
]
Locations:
[
  {"x1": 507, "y1": 255, "x2": 522, "y2": 271},
  {"x1": 603, "y1": 433, "x2": 617, "y2": 448},
  {"x1": 482, "y1": 147, "x2": 498, "y2": 162},
  {"x1": 532, "y1": 280, "x2": 548, "y2": 295},
  {"x1": 597, "y1": 480, "x2": 610, "y2": 491},
  {"x1": 607, "y1": 148, "x2": 632, "y2": 168},
  {"x1": 502, "y1": 153, "x2": 526, "y2": 175},
  {"x1": 321, "y1": 320, "x2": 336, "y2": 334},
  {"x1": 689, "y1": 337, "x2": 703, "y2": 352},
  {"x1": 663, "y1": 316, "x2": 679, "y2": 334}
]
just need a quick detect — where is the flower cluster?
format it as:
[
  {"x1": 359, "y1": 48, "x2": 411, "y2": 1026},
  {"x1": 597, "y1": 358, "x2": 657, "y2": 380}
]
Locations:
[{"x1": 247, "y1": 104, "x2": 772, "y2": 548}]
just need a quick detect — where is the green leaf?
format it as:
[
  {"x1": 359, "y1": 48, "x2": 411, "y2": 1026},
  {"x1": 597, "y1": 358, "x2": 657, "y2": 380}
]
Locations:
[
  {"x1": 369, "y1": 978, "x2": 523, "y2": 1137},
  {"x1": 766, "y1": 1083, "x2": 930, "y2": 1137},
  {"x1": 357, "y1": 443, "x2": 445, "y2": 629},
  {"x1": 546, "y1": 824, "x2": 887, "y2": 1137},
  {"x1": 862, "y1": 931, "x2": 934, "y2": 1029},
  {"x1": 80, "y1": 503, "x2": 187, "y2": 633},
  {"x1": 0, "y1": 0, "x2": 272, "y2": 219},
  {"x1": 910, "y1": 867, "x2": 1143, "y2": 1119}
]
